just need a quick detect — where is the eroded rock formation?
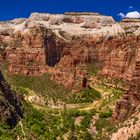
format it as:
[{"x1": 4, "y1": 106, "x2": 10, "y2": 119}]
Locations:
[
  {"x1": 112, "y1": 44, "x2": 140, "y2": 121},
  {"x1": 0, "y1": 13, "x2": 140, "y2": 121},
  {"x1": 0, "y1": 12, "x2": 126, "y2": 89},
  {"x1": 0, "y1": 71, "x2": 22, "y2": 127}
]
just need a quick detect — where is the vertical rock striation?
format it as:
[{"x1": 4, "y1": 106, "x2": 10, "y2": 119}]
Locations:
[{"x1": 0, "y1": 71, "x2": 22, "y2": 127}]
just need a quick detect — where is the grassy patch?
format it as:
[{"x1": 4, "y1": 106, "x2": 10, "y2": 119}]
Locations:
[
  {"x1": 0, "y1": 124, "x2": 16, "y2": 140},
  {"x1": 67, "y1": 88, "x2": 101, "y2": 104},
  {"x1": 99, "y1": 108, "x2": 112, "y2": 118},
  {"x1": 4, "y1": 72, "x2": 70, "y2": 103},
  {"x1": 101, "y1": 88, "x2": 123, "y2": 107}
]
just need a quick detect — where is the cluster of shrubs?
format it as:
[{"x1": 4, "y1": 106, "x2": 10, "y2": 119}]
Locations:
[
  {"x1": 99, "y1": 108, "x2": 112, "y2": 118},
  {"x1": 5, "y1": 73, "x2": 70, "y2": 103},
  {"x1": 12, "y1": 102, "x2": 96, "y2": 140},
  {"x1": 68, "y1": 88, "x2": 101, "y2": 104},
  {"x1": 5, "y1": 71, "x2": 102, "y2": 105}
]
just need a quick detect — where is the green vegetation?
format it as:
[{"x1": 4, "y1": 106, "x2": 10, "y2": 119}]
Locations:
[
  {"x1": 0, "y1": 62, "x2": 125, "y2": 140},
  {"x1": 5, "y1": 72, "x2": 70, "y2": 102},
  {"x1": 0, "y1": 99, "x2": 114, "y2": 140},
  {"x1": 86, "y1": 63, "x2": 101, "y2": 76},
  {"x1": 0, "y1": 124, "x2": 16, "y2": 140},
  {"x1": 12, "y1": 102, "x2": 96, "y2": 140},
  {"x1": 3, "y1": 68, "x2": 101, "y2": 104},
  {"x1": 89, "y1": 82, "x2": 123, "y2": 114},
  {"x1": 99, "y1": 85, "x2": 123, "y2": 107},
  {"x1": 68, "y1": 88, "x2": 101, "y2": 104},
  {"x1": 99, "y1": 108, "x2": 112, "y2": 118},
  {"x1": 95, "y1": 118, "x2": 117, "y2": 139}
]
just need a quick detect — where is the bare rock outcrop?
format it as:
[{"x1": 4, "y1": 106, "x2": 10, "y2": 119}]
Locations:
[
  {"x1": 112, "y1": 41, "x2": 140, "y2": 121},
  {"x1": 120, "y1": 18, "x2": 140, "y2": 36},
  {"x1": 0, "y1": 71, "x2": 22, "y2": 127},
  {"x1": 0, "y1": 12, "x2": 126, "y2": 89},
  {"x1": 111, "y1": 106, "x2": 140, "y2": 140}
]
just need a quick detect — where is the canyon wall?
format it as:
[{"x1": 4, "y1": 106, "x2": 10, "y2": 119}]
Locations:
[
  {"x1": 0, "y1": 71, "x2": 22, "y2": 127},
  {"x1": 0, "y1": 13, "x2": 140, "y2": 121},
  {"x1": 0, "y1": 13, "x2": 127, "y2": 88}
]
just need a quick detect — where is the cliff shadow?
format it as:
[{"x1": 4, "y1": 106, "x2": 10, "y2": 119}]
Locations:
[{"x1": 44, "y1": 36, "x2": 60, "y2": 67}]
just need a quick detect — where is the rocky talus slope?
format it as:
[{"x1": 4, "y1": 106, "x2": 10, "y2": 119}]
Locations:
[
  {"x1": 111, "y1": 106, "x2": 140, "y2": 140},
  {"x1": 0, "y1": 12, "x2": 140, "y2": 131}
]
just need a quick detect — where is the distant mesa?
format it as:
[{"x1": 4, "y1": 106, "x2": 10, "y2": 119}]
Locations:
[
  {"x1": 64, "y1": 12, "x2": 100, "y2": 16},
  {"x1": 121, "y1": 18, "x2": 140, "y2": 22}
]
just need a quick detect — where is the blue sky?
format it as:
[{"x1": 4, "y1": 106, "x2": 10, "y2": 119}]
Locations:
[{"x1": 0, "y1": 0, "x2": 140, "y2": 21}]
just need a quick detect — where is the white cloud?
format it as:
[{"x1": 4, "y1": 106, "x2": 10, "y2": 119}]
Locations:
[
  {"x1": 118, "y1": 11, "x2": 140, "y2": 19},
  {"x1": 129, "y1": 6, "x2": 133, "y2": 9},
  {"x1": 125, "y1": 11, "x2": 140, "y2": 18},
  {"x1": 118, "y1": 13, "x2": 125, "y2": 18}
]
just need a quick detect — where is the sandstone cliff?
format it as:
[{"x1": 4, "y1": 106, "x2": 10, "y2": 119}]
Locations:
[
  {"x1": 0, "y1": 12, "x2": 125, "y2": 88},
  {"x1": 0, "y1": 13, "x2": 140, "y2": 122}
]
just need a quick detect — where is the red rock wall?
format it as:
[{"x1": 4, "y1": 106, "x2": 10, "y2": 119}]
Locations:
[
  {"x1": 1, "y1": 26, "x2": 140, "y2": 120},
  {"x1": 101, "y1": 37, "x2": 140, "y2": 81},
  {"x1": 112, "y1": 42, "x2": 140, "y2": 121},
  {"x1": 0, "y1": 26, "x2": 140, "y2": 90}
]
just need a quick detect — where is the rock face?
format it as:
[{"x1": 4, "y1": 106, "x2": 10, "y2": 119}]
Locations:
[
  {"x1": 0, "y1": 12, "x2": 126, "y2": 89},
  {"x1": 0, "y1": 71, "x2": 22, "y2": 127},
  {"x1": 102, "y1": 36, "x2": 140, "y2": 81},
  {"x1": 0, "y1": 12, "x2": 140, "y2": 121},
  {"x1": 112, "y1": 44, "x2": 140, "y2": 121},
  {"x1": 120, "y1": 18, "x2": 140, "y2": 36},
  {"x1": 111, "y1": 105, "x2": 140, "y2": 140}
]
